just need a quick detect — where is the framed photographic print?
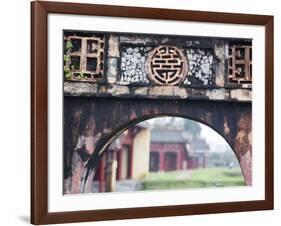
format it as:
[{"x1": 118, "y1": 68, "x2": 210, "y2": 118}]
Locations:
[{"x1": 31, "y1": 1, "x2": 274, "y2": 225}]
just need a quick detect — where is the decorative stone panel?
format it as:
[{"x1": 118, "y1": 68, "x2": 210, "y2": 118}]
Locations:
[
  {"x1": 147, "y1": 46, "x2": 188, "y2": 85},
  {"x1": 119, "y1": 45, "x2": 151, "y2": 85},
  {"x1": 183, "y1": 48, "x2": 214, "y2": 86},
  {"x1": 63, "y1": 30, "x2": 252, "y2": 102},
  {"x1": 119, "y1": 45, "x2": 214, "y2": 86}
]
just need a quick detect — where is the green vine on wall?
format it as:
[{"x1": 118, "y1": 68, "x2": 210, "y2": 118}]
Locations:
[{"x1": 64, "y1": 39, "x2": 73, "y2": 79}]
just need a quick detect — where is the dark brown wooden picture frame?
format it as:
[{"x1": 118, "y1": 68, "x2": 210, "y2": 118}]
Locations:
[{"x1": 31, "y1": 1, "x2": 274, "y2": 224}]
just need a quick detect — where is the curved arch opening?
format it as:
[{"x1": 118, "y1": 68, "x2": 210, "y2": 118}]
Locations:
[{"x1": 90, "y1": 116, "x2": 245, "y2": 193}]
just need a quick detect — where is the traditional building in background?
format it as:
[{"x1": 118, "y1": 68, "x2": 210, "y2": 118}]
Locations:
[
  {"x1": 149, "y1": 129, "x2": 209, "y2": 172},
  {"x1": 92, "y1": 125, "x2": 150, "y2": 193}
]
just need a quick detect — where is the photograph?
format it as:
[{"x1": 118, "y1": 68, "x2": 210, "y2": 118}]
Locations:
[{"x1": 63, "y1": 30, "x2": 252, "y2": 194}]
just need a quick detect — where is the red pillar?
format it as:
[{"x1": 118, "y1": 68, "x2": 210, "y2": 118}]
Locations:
[
  {"x1": 203, "y1": 155, "x2": 206, "y2": 168},
  {"x1": 99, "y1": 156, "x2": 105, "y2": 192},
  {"x1": 128, "y1": 144, "x2": 133, "y2": 179},
  {"x1": 159, "y1": 149, "x2": 165, "y2": 171},
  {"x1": 116, "y1": 149, "x2": 122, "y2": 180},
  {"x1": 177, "y1": 150, "x2": 181, "y2": 170}
]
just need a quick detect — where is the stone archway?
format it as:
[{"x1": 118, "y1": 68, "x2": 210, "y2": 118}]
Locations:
[{"x1": 63, "y1": 97, "x2": 251, "y2": 193}]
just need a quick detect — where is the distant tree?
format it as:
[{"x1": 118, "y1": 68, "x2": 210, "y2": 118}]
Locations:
[
  {"x1": 148, "y1": 117, "x2": 182, "y2": 129},
  {"x1": 209, "y1": 152, "x2": 224, "y2": 167},
  {"x1": 147, "y1": 117, "x2": 202, "y2": 136},
  {"x1": 207, "y1": 147, "x2": 240, "y2": 168},
  {"x1": 183, "y1": 119, "x2": 201, "y2": 138}
]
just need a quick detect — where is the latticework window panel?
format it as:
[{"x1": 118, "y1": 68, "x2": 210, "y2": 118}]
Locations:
[
  {"x1": 64, "y1": 35, "x2": 104, "y2": 82},
  {"x1": 228, "y1": 44, "x2": 252, "y2": 85}
]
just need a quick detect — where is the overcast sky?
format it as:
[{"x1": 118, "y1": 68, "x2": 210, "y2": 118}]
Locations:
[{"x1": 200, "y1": 123, "x2": 232, "y2": 153}]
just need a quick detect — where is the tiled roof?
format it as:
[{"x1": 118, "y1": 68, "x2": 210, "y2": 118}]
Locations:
[{"x1": 150, "y1": 129, "x2": 188, "y2": 143}]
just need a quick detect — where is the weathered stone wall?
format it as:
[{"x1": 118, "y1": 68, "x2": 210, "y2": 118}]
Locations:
[
  {"x1": 64, "y1": 31, "x2": 252, "y2": 102},
  {"x1": 63, "y1": 97, "x2": 252, "y2": 192}
]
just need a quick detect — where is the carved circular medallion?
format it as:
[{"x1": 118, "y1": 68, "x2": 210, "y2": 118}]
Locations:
[{"x1": 147, "y1": 46, "x2": 188, "y2": 85}]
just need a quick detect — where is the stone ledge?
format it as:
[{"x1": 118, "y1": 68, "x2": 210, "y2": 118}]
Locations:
[
  {"x1": 230, "y1": 89, "x2": 252, "y2": 101},
  {"x1": 206, "y1": 89, "x2": 229, "y2": 100},
  {"x1": 64, "y1": 82, "x2": 98, "y2": 96},
  {"x1": 64, "y1": 82, "x2": 252, "y2": 102}
]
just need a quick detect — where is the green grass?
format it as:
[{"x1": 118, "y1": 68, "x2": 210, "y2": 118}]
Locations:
[{"x1": 142, "y1": 167, "x2": 245, "y2": 190}]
